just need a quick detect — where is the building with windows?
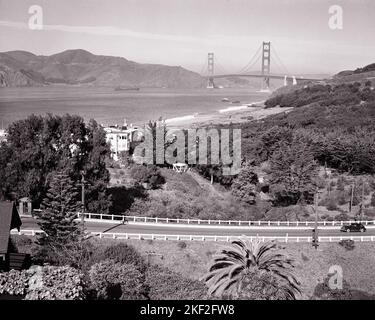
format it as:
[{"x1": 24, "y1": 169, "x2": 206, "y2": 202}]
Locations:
[
  {"x1": 104, "y1": 121, "x2": 139, "y2": 161},
  {"x1": 0, "y1": 129, "x2": 7, "y2": 143}
]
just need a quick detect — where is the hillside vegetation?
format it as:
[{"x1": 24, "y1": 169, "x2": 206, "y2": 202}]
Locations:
[{"x1": 196, "y1": 63, "x2": 375, "y2": 219}]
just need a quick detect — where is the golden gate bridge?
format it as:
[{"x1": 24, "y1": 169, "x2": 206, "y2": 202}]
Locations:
[{"x1": 200, "y1": 42, "x2": 322, "y2": 91}]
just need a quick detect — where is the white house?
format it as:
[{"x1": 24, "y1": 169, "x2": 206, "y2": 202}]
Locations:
[
  {"x1": 104, "y1": 122, "x2": 138, "y2": 161},
  {"x1": 0, "y1": 129, "x2": 7, "y2": 143}
]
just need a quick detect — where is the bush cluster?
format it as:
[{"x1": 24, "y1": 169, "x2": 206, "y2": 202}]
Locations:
[
  {"x1": 130, "y1": 165, "x2": 165, "y2": 189},
  {"x1": 0, "y1": 266, "x2": 85, "y2": 300},
  {"x1": 89, "y1": 260, "x2": 147, "y2": 300},
  {"x1": 11, "y1": 238, "x2": 209, "y2": 300},
  {"x1": 144, "y1": 265, "x2": 208, "y2": 300}
]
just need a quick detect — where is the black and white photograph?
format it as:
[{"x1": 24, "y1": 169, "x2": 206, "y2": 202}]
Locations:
[{"x1": 0, "y1": 0, "x2": 375, "y2": 310}]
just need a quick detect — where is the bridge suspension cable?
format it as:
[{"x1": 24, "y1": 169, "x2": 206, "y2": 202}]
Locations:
[
  {"x1": 199, "y1": 54, "x2": 211, "y2": 76},
  {"x1": 237, "y1": 44, "x2": 262, "y2": 74},
  {"x1": 271, "y1": 46, "x2": 289, "y2": 75},
  {"x1": 214, "y1": 55, "x2": 230, "y2": 75}
]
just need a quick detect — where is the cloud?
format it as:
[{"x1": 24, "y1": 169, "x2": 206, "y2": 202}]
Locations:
[
  {"x1": 0, "y1": 19, "x2": 266, "y2": 49},
  {"x1": 0, "y1": 20, "x2": 215, "y2": 44}
]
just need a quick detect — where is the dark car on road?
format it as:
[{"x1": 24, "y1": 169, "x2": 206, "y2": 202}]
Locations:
[{"x1": 340, "y1": 223, "x2": 366, "y2": 233}]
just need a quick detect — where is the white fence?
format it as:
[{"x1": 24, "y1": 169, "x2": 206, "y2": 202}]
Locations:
[
  {"x1": 73, "y1": 212, "x2": 375, "y2": 227},
  {"x1": 11, "y1": 229, "x2": 375, "y2": 243}
]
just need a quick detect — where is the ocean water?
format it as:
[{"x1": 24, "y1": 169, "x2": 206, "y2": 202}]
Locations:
[{"x1": 0, "y1": 86, "x2": 269, "y2": 128}]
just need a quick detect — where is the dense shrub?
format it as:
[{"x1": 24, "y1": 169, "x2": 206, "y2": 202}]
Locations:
[
  {"x1": 238, "y1": 270, "x2": 299, "y2": 300},
  {"x1": 312, "y1": 276, "x2": 353, "y2": 300},
  {"x1": 91, "y1": 243, "x2": 146, "y2": 272},
  {"x1": 130, "y1": 189, "x2": 263, "y2": 221},
  {"x1": 145, "y1": 265, "x2": 208, "y2": 300},
  {"x1": 25, "y1": 266, "x2": 85, "y2": 300},
  {"x1": 32, "y1": 239, "x2": 96, "y2": 270},
  {"x1": 0, "y1": 266, "x2": 85, "y2": 300},
  {"x1": 177, "y1": 241, "x2": 187, "y2": 250},
  {"x1": 338, "y1": 239, "x2": 355, "y2": 251},
  {"x1": 89, "y1": 260, "x2": 147, "y2": 300},
  {"x1": 265, "y1": 82, "x2": 372, "y2": 110},
  {"x1": 241, "y1": 98, "x2": 375, "y2": 176},
  {"x1": 0, "y1": 269, "x2": 30, "y2": 297},
  {"x1": 130, "y1": 165, "x2": 165, "y2": 189}
]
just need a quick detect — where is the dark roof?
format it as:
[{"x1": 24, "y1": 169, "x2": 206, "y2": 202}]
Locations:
[{"x1": 0, "y1": 202, "x2": 22, "y2": 254}]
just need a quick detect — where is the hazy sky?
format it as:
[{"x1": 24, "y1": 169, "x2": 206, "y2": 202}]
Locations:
[{"x1": 0, "y1": 0, "x2": 374, "y2": 74}]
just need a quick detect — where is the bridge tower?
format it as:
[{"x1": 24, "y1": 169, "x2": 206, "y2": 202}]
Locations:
[
  {"x1": 261, "y1": 42, "x2": 271, "y2": 91},
  {"x1": 207, "y1": 52, "x2": 215, "y2": 89}
]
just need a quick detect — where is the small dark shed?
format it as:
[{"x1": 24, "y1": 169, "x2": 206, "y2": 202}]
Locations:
[{"x1": 0, "y1": 201, "x2": 25, "y2": 271}]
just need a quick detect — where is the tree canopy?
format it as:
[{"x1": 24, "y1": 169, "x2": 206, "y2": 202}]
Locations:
[{"x1": 0, "y1": 114, "x2": 111, "y2": 213}]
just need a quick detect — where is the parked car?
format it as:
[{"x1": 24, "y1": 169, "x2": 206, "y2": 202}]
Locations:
[{"x1": 340, "y1": 223, "x2": 366, "y2": 233}]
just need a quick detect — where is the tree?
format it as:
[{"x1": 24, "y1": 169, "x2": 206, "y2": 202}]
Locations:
[
  {"x1": 0, "y1": 114, "x2": 112, "y2": 213},
  {"x1": 35, "y1": 171, "x2": 82, "y2": 247},
  {"x1": 371, "y1": 193, "x2": 375, "y2": 207},
  {"x1": 202, "y1": 238, "x2": 301, "y2": 299},
  {"x1": 269, "y1": 140, "x2": 318, "y2": 206},
  {"x1": 231, "y1": 163, "x2": 258, "y2": 204},
  {"x1": 130, "y1": 165, "x2": 165, "y2": 189},
  {"x1": 83, "y1": 119, "x2": 112, "y2": 213},
  {"x1": 253, "y1": 126, "x2": 293, "y2": 163}
]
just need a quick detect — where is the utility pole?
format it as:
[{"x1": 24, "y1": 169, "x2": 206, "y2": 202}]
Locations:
[
  {"x1": 312, "y1": 191, "x2": 319, "y2": 249},
  {"x1": 359, "y1": 180, "x2": 365, "y2": 221},
  {"x1": 79, "y1": 171, "x2": 86, "y2": 228},
  {"x1": 349, "y1": 183, "x2": 354, "y2": 213}
]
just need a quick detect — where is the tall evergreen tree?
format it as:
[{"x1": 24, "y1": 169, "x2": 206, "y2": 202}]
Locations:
[
  {"x1": 35, "y1": 171, "x2": 82, "y2": 246},
  {"x1": 269, "y1": 139, "x2": 318, "y2": 206},
  {"x1": 231, "y1": 163, "x2": 259, "y2": 204}
]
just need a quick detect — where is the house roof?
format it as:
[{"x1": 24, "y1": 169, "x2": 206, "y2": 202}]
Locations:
[{"x1": 0, "y1": 202, "x2": 22, "y2": 254}]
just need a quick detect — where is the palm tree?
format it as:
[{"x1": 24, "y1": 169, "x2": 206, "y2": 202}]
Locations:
[{"x1": 202, "y1": 237, "x2": 301, "y2": 299}]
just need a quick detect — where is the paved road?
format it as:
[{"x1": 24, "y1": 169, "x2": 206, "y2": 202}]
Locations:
[{"x1": 20, "y1": 217, "x2": 375, "y2": 237}]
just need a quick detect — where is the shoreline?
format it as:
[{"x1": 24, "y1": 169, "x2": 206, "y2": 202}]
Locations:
[{"x1": 165, "y1": 100, "x2": 293, "y2": 129}]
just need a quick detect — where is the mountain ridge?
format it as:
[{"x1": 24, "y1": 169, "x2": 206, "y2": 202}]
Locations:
[{"x1": 0, "y1": 49, "x2": 205, "y2": 88}]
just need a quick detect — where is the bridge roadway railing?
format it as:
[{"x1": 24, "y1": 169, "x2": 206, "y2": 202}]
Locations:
[
  {"x1": 11, "y1": 229, "x2": 375, "y2": 243},
  {"x1": 72, "y1": 212, "x2": 375, "y2": 228}
]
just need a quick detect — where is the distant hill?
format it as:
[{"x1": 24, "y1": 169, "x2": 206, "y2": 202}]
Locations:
[{"x1": 0, "y1": 49, "x2": 205, "y2": 88}]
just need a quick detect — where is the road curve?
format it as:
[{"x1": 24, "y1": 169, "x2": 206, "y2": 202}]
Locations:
[{"x1": 20, "y1": 217, "x2": 375, "y2": 237}]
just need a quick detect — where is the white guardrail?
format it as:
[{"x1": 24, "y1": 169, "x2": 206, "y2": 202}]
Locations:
[
  {"x1": 69, "y1": 212, "x2": 375, "y2": 227},
  {"x1": 10, "y1": 229, "x2": 375, "y2": 243}
]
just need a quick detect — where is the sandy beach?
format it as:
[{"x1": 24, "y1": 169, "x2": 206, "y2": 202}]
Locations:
[{"x1": 165, "y1": 102, "x2": 293, "y2": 129}]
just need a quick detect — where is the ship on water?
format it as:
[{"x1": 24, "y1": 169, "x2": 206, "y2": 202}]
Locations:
[{"x1": 114, "y1": 86, "x2": 140, "y2": 91}]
